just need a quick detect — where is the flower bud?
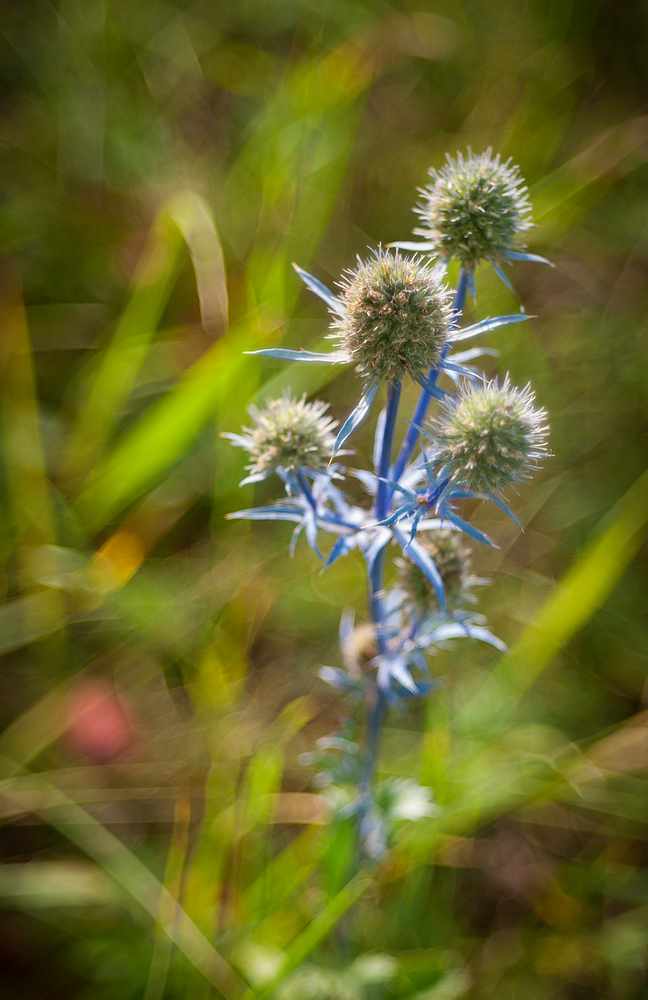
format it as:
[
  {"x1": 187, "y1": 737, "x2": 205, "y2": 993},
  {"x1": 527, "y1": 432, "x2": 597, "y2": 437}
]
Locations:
[
  {"x1": 432, "y1": 377, "x2": 549, "y2": 497},
  {"x1": 398, "y1": 530, "x2": 474, "y2": 612},
  {"x1": 415, "y1": 149, "x2": 532, "y2": 267},
  {"x1": 341, "y1": 622, "x2": 378, "y2": 676},
  {"x1": 334, "y1": 248, "x2": 454, "y2": 384},
  {"x1": 233, "y1": 392, "x2": 337, "y2": 478}
]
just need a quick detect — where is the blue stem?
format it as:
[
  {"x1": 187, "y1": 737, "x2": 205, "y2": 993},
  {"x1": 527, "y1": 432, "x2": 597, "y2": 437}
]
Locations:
[
  {"x1": 375, "y1": 380, "x2": 402, "y2": 523},
  {"x1": 296, "y1": 469, "x2": 317, "y2": 509},
  {"x1": 370, "y1": 378, "x2": 402, "y2": 631},
  {"x1": 392, "y1": 266, "x2": 470, "y2": 482},
  {"x1": 359, "y1": 379, "x2": 402, "y2": 810}
]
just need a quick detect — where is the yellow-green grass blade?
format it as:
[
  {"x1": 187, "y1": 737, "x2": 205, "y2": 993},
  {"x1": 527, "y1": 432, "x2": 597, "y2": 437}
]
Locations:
[
  {"x1": 240, "y1": 871, "x2": 371, "y2": 1000},
  {"x1": 61, "y1": 191, "x2": 227, "y2": 482},
  {"x1": 0, "y1": 592, "x2": 68, "y2": 656},
  {"x1": 0, "y1": 673, "x2": 76, "y2": 774},
  {"x1": 0, "y1": 859, "x2": 120, "y2": 909},
  {"x1": 531, "y1": 114, "x2": 648, "y2": 240},
  {"x1": 143, "y1": 789, "x2": 193, "y2": 1000},
  {"x1": 72, "y1": 43, "x2": 374, "y2": 533},
  {"x1": 455, "y1": 464, "x2": 648, "y2": 741},
  {"x1": 73, "y1": 316, "x2": 258, "y2": 531},
  {"x1": 224, "y1": 43, "x2": 372, "y2": 316},
  {"x1": 241, "y1": 826, "x2": 319, "y2": 926},
  {"x1": 0, "y1": 271, "x2": 58, "y2": 570},
  {"x1": 73, "y1": 326, "x2": 345, "y2": 532},
  {"x1": 387, "y1": 465, "x2": 648, "y2": 865},
  {"x1": 0, "y1": 760, "x2": 249, "y2": 999}
]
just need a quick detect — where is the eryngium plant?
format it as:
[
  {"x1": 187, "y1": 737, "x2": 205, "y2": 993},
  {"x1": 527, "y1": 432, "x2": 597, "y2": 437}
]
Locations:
[
  {"x1": 225, "y1": 392, "x2": 337, "y2": 484},
  {"x1": 414, "y1": 148, "x2": 532, "y2": 268},
  {"x1": 432, "y1": 378, "x2": 550, "y2": 499},
  {"x1": 226, "y1": 150, "x2": 550, "y2": 858},
  {"x1": 334, "y1": 249, "x2": 454, "y2": 383}
]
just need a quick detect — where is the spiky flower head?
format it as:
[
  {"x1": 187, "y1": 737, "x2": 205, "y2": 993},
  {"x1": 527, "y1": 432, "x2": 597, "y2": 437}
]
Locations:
[
  {"x1": 414, "y1": 149, "x2": 533, "y2": 267},
  {"x1": 230, "y1": 392, "x2": 337, "y2": 479},
  {"x1": 398, "y1": 530, "x2": 474, "y2": 612},
  {"x1": 334, "y1": 248, "x2": 454, "y2": 384},
  {"x1": 432, "y1": 377, "x2": 549, "y2": 497}
]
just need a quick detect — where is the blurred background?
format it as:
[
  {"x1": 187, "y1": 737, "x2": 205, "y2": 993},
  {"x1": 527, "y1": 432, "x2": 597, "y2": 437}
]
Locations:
[{"x1": 1, "y1": 0, "x2": 648, "y2": 997}]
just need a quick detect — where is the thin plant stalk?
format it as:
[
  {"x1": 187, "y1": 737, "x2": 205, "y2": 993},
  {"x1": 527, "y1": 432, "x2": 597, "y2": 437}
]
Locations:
[{"x1": 360, "y1": 379, "x2": 402, "y2": 808}]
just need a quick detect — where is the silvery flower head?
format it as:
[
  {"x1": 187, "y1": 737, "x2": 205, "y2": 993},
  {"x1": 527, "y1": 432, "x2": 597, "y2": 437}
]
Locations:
[
  {"x1": 431, "y1": 377, "x2": 549, "y2": 498},
  {"x1": 398, "y1": 529, "x2": 475, "y2": 613},
  {"x1": 227, "y1": 392, "x2": 337, "y2": 481},
  {"x1": 333, "y1": 248, "x2": 454, "y2": 384},
  {"x1": 414, "y1": 149, "x2": 533, "y2": 268}
]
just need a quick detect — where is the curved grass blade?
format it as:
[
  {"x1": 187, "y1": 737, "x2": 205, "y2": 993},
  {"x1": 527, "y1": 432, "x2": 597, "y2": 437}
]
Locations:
[
  {"x1": 238, "y1": 872, "x2": 371, "y2": 1000},
  {"x1": 0, "y1": 274, "x2": 60, "y2": 579},
  {"x1": 73, "y1": 317, "x2": 259, "y2": 531},
  {"x1": 455, "y1": 463, "x2": 648, "y2": 737},
  {"x1": 0, "y1": 760, "x2": 249, "y2": 1000},
  {"x1": 61, "y1": 192, "x2": 227, "y2": 482}
]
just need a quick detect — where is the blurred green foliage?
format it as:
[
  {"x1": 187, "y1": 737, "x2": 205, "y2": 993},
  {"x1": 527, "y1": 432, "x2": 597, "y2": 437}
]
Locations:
[{"x1": 1, "y1": 0, "x2": 648, "y2": 998}]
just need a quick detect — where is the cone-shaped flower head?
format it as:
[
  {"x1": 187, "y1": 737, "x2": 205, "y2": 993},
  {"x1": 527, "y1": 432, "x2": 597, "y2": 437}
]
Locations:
[
  {"x1": 415, "y1": 149, "x2": 533, "y2": 267},
  {"x1": 334, "y1": 248, "x2": 454, "y2": 384},
  {"x1": 398, "y1": 530, "x2": 474, "y2": 612},
  {"x1": 231, "y1": 392, "x2": 337, "y2": 479},
  {"x1": 432, "y1": 377, "x2": 549, "y2": 497}
]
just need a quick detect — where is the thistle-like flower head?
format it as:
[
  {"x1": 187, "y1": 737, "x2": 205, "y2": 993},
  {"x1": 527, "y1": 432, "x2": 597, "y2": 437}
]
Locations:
[
  {"x1": 432, "y1": 377, "x2": 549, "y2": 497},
  {"x1": 398, "y1": 530, "x2": 474, "y2": 612},
  {"x1": 333, "y1": 248, "x2": 454, "y2": 384},
  {"x1": 414, "y1": 149, "x2": 533, "y2": 267},
  {"x1": 229, "y1": 392, "x2": 337, "y2": 480}
]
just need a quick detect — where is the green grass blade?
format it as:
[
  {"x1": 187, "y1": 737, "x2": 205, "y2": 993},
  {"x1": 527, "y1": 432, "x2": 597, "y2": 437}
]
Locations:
[
  {"x1": 166, "y1": 190, "x2": 228, "y2": 333},
  {"x1": 531, "y1": 115, "x2": 648, "y2": 236},
  {"x1": 0, "y1": 675, "x2": 78, "y2": 775},
  {"x1": 0, "y1": 271, "x2": 58, "y2": 565},
  {"x1": 143, "y1": 790, "x2": 193, "y2": 1000},
  {"x1": 225, "y1": 44, "x2": 371, "y2": 315},
  {"x1": 73, "y1": 317, "x2": 259, "y2": 531},
  {"x1": 61, "y1": 191, "x2": 227, "y2": 482},
  {"x1": 0, "y1": 592, "x2": 67, "y2": 655},
  {"x1": 241, "y1": 871, "x2": 371, "y2": 1000},
  {"x1": 455, "y1": 464, "x2": 648, "y2": 738},
  {"x1": 74, "y1": 326, "x2": 345, "y2": 531},
  {"x1": 0, "y1": 760, "x2": 249, "y2": 999},
  {"x1": 242, "y1": 827, "x2": 318, "y2": 925}
]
